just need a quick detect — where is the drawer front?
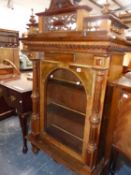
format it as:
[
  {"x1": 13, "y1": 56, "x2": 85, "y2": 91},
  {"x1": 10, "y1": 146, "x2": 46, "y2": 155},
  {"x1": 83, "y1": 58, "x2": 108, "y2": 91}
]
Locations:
[{"x1": 1, "y1": 85, "x2": 32, "y2": 113}]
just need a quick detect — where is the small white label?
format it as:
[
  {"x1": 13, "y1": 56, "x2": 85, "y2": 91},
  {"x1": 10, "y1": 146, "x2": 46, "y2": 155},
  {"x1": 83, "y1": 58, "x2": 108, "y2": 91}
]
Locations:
[
  {"x1": 50, "y1": 74, "x2": 54, "y2": 78},
  {"x1": 123, "y1": 93, "x2": 128, "y2": 99},
  {"x1": 76, "y1": 81, "x2": 80, "y2": 85},
  {"x1": 76, "y1": 68, "x2": 81, "y2": 72}
]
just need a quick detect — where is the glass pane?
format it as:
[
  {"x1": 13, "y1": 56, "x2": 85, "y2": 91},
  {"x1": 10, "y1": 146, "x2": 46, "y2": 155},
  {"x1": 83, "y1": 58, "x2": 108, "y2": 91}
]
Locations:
[{"x1": 45, "y1": 68, "x2": 87, "y2": 154}]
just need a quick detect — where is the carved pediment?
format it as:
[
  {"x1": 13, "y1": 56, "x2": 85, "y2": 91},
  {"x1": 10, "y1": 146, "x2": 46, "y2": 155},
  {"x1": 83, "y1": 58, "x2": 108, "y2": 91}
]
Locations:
[
  {"x1": 49, "y1": 0, "x2": 74, "y2": 11},
  {"x1": 36, "y1": 0, "x2": 91, "y2": 16}
]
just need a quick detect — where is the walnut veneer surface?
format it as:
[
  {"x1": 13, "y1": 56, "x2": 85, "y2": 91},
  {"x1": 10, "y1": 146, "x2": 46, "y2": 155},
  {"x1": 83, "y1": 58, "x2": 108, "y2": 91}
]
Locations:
[
  {"x1": 103, "y1": 72, "x2": 131, "y2": 175},
  {"x1": 112, "y1": 72, "x2": 131, "y2": 160},
  {"x1": 21, "y1": 0, "x2": 131, "y2": 175}
]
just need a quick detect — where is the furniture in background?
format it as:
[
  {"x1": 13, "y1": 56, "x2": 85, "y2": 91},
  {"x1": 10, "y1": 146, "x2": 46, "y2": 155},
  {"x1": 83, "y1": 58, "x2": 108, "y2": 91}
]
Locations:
[
  {"x1": 0, "y1": 73, "x2": 32, "y2": 153},
  {"x1": 0, "y1": 28, "x2": 20, "y2": 119},
  {"x1": 21, "y1": 0, "x2": 131, "y2": 174},
  {"x1": 122, "y1": 53, "x2": 131, "y2": 73},
  {"x1": 19, "y1": 51, "x2": 32, "y2": 71},
  {"x1": 103, "y1": 72, "x2": 131, "y2": 175},
  {"x1": 0, "y1": 91, "x2": 15, "y2": 120},
  {"x1": 0, "y1": 28, "x2": 19, "y2": 71}
]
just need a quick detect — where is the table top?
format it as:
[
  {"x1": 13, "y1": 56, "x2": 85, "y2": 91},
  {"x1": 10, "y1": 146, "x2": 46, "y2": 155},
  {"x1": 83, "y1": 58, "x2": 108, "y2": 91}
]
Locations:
[{"x1": 0, "y1": 72, "x2": 32, "y2": 93}]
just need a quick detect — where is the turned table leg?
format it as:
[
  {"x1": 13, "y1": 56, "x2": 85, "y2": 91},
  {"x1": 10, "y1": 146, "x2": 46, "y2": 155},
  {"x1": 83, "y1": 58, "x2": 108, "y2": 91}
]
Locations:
[{"x1": 19, "y1": 113, "x2": 30, "y2": 154}]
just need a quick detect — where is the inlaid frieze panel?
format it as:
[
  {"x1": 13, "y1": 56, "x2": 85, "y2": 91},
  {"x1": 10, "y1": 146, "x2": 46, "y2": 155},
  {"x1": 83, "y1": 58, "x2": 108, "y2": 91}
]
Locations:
[{"x1": 44, "y1": 13, "x2": 76, "y2": 31}]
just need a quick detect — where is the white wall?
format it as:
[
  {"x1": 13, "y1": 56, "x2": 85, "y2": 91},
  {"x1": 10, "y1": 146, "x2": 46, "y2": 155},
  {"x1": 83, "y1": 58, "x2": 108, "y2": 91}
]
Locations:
[{"x1": 0, "y1": 0, "x2": 50, "y2": 36}]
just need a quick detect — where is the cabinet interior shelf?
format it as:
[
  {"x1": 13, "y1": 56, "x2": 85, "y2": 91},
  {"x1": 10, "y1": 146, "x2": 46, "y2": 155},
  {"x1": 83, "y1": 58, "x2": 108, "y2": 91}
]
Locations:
[
  {"x1": 46, "y1": 102, "x2": 85, "y2": 153},
  {"x1": 46, "y1": 124, "x2": 83, "y2": 154},
  {"x1": 49, "y1": 77, "x2": 84, "y2": 89},
  {"x1": 48, "y1": 101, "x2": 86, "y2": 117}
]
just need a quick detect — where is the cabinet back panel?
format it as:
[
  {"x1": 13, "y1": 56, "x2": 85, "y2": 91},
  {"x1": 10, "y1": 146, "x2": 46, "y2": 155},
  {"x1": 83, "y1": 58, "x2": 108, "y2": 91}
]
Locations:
[
  {"x1": 47, "y1": 81, "x2": 86, "y2": 113},
  {"x1": 46, "y1": 103, "x2": 85, "y2": 138}
]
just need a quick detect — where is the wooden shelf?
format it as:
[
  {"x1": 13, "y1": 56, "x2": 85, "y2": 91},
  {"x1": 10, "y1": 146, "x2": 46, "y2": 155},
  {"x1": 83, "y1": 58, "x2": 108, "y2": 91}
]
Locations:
[
  {"x1": 47, "y1": 102, "x2": 85, "y2": 123},
  {"x1": 46, "y1": 124, "x2": 83, "y2": 154},
  {"x1": 49, "y1": 77, "x2": 84, "y2": 89},
  {"x1": 47, "y1": 78, "x2": 87, "y2": 114},
  {"x1": 48, "y1": 101, "x2": 86, "y2": 117},
  {"x1": 46, "y1": 102, "x2": 85, "y2": 153}
]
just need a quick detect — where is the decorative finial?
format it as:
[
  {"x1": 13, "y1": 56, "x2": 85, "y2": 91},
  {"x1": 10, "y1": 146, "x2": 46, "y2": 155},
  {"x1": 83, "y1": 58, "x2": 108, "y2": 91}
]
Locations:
[
  {"x1": 31, "y1": 8, "x2": 33, "y2": 14},
  {"x1": 7, "y1": 0, "x2": 14, "y2": 10},
  {"x1": 73, "y1": 0, "x2": 81, "y2": 5},
  {"x1": 101, "y1": 0, "x2": 110, "y2": 14},
  {"x1": 29, "y1": 8, "x2": 36, "y2": 24}
]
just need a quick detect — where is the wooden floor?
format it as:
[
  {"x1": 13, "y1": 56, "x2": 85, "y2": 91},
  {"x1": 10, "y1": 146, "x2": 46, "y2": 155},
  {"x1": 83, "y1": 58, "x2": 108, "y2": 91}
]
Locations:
[{"x1": 0, "y1": 116, "x2": 131, "y2": 175}]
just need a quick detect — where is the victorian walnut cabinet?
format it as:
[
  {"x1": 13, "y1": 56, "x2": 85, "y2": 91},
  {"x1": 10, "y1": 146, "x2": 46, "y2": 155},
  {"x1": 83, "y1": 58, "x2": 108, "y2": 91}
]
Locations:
[{"x1": 21, "y1": 0, "x2": 131, "y2": 174}]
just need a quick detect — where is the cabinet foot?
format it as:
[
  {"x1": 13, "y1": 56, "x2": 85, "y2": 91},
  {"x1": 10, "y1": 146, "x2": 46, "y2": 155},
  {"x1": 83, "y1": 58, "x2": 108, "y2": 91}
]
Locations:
[{"x1": 32, "y1": 144, "x2": 39, "y2": 154}]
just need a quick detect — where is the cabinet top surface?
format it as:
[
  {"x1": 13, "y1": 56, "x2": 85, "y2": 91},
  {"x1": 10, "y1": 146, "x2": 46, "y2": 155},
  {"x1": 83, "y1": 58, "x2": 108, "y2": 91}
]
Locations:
[{"x1": 113, "y1": 72, "x2": 131, "y2": 89}]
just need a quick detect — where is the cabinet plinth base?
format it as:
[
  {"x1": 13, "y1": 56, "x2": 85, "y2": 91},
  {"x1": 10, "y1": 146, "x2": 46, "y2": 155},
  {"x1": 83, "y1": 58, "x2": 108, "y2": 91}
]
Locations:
[{"x1": 28, "y1": 134, "x2": 104, "y2": 175}]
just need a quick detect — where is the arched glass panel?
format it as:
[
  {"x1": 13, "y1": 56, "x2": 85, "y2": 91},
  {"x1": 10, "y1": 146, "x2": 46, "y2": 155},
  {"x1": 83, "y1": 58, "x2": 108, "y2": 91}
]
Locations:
[{"x1": 45, "y1": 68, "x2": 87, "y2": 154}]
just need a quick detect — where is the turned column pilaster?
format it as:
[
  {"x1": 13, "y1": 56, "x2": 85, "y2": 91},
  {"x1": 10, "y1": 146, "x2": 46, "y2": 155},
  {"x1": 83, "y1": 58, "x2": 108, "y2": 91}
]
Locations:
[
  {"x1": 28, "y1": 52, "x2": 44, "y2": 136},
  {"x1": 86, "y1": 56, "x2": 109, "y2": 170}
]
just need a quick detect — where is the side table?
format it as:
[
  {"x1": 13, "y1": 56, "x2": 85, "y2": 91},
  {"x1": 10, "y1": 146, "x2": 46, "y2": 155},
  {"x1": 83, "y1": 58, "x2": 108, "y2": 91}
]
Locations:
[{"x1": 0, "y1": 73, "x2": 32, "y2": 153}]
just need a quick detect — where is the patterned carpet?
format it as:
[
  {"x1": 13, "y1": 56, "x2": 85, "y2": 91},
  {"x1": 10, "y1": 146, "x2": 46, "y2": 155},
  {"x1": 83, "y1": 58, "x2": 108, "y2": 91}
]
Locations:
[
  {"x1": 0, "y1": 116, "x2": 130, "y2": 175},
  {"x1": 114, "y1": 154, "x2": 131, "y2": 175},
  {"x1": 0, "y1": 116, "x2": 74, "y2": 175}
]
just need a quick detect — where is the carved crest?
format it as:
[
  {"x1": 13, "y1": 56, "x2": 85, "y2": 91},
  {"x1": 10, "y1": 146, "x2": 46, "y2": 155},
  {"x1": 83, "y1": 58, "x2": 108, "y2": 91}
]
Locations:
[{"x1": 49, "y1": 0, "x2": 74, "y2": 11}]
